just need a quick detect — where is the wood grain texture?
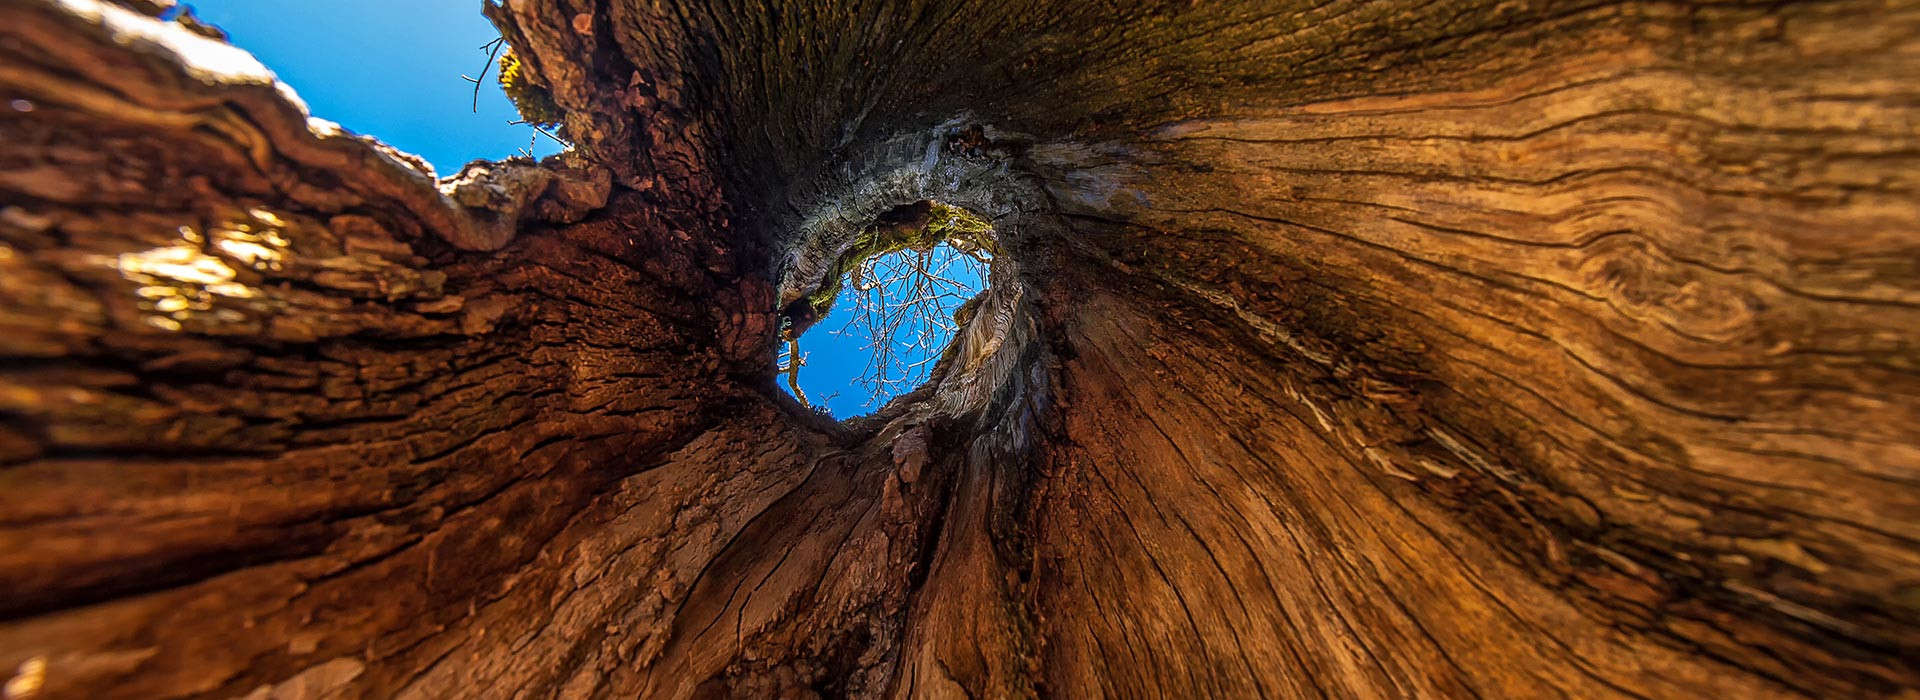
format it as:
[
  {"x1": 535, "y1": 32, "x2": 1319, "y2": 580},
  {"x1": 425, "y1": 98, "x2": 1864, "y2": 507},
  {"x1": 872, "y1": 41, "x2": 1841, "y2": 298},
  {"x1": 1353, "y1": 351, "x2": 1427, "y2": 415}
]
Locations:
[{"x1": 1, "y1": 0, "x2": 1915, "y2": 698}]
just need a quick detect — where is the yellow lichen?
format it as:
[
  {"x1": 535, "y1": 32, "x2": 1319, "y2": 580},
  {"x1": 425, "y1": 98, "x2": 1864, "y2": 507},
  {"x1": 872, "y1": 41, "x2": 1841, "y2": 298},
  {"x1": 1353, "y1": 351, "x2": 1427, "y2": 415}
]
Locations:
[{"x1": 498, "y1": 48, "x2": 564, "y2": 129}]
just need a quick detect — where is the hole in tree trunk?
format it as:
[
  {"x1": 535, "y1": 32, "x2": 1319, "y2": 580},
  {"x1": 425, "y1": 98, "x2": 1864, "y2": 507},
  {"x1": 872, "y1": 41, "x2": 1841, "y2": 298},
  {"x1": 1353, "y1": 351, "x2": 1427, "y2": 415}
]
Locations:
[
  {"x1": 777, "y1": 201, "x2": 999, "y2": 418},
  {"x1": 3, "y1": 2, "x2": 1914, "y2": 697}
]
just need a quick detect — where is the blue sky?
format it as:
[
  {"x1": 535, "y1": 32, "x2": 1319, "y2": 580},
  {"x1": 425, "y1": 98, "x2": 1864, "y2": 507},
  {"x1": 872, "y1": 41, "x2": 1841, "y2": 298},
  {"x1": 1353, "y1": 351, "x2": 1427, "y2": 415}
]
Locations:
[
  {"x1": 187, "y1": 1, "x2": 979, "y2": 418},
  {"x1": 183, "y1": 0, "x2": 559, "y2": 173},
  {"x1": 792, "y1": 245, "x2": 986, "y2": 417}
]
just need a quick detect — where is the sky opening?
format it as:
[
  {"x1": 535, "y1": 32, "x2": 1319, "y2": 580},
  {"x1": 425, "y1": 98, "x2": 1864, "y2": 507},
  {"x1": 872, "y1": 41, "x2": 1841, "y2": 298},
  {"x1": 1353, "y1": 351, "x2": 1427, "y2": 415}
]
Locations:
[
  {"x1": 180, "y1": 0, "x2": 562, "y2": 173},
  {"x1": 783, "y1": 243, "x2": 989, "y2": 418}
]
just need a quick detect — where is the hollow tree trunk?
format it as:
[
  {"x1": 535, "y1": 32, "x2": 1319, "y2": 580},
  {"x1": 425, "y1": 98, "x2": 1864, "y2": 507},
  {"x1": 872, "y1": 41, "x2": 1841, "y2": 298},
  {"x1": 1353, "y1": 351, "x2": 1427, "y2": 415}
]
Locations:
[{"x1": 2, "y1": 0, "x2": 1917, "y2": 698}]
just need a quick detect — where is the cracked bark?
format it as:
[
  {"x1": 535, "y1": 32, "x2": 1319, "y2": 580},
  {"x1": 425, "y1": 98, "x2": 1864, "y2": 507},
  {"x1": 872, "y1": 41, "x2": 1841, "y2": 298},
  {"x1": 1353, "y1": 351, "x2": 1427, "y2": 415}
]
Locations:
[{"x1": 2, "y1": 0, "x2": 1917, "y2": 698}]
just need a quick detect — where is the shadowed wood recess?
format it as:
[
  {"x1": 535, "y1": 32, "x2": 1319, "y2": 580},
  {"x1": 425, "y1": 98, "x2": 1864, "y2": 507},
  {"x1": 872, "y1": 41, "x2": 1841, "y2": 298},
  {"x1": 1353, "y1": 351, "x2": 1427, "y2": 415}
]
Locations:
[{"x1": 2, "y1": 0, "x2": 1917, "y2": 697}]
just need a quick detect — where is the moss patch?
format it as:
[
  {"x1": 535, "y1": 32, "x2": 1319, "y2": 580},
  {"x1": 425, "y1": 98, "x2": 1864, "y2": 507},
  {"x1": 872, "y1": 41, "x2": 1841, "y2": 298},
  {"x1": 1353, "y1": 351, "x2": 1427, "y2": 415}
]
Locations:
[
  {"x1": 498, "y1": 48, "x2": 564, "y2": 129},
  {"x1": 786, "y1": 202, "x2": 996, "y2": 338}
]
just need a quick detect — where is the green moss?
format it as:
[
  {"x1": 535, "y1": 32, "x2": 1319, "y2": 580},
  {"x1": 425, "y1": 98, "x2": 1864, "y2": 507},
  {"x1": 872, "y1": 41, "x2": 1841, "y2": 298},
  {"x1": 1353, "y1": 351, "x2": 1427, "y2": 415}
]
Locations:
[
  {"x1": 498, "y1": 48, "x2": 564, "y2": 129},
  {"x1": 794, "y1": 202, "x2": 997, "y2": 331},
  {"x1": 925, "y1": 202, "x2": 996, "y2": 249}
]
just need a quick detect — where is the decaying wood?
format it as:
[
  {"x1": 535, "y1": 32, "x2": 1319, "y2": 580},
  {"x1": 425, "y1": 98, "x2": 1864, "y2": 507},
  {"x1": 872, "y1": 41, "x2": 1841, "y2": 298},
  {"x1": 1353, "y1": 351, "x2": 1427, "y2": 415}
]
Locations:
[{"x1": 1, "y1": 0, "x2": 1916, "y2": 698}]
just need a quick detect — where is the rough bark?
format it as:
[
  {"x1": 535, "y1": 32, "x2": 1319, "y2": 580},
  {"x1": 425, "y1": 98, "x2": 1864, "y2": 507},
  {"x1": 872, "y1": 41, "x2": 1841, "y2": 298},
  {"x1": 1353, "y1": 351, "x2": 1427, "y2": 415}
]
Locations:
[{"x1": 2, "y1": 0, "x2": 1916, "y2": 698}]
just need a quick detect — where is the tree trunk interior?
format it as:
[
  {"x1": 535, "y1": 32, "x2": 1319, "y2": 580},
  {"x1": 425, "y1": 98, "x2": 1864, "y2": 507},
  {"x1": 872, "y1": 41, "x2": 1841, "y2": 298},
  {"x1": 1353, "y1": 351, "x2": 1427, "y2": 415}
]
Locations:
[{"x1": 1, "y1": 0, "x2": 1917, "y2": 697}]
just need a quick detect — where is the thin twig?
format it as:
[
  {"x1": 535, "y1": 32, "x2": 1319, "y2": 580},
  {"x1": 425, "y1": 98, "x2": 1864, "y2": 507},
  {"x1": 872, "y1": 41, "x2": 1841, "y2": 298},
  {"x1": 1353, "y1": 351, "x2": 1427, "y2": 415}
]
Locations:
[
  {"x1": 461, "y1": 37, "x2": 508, "y2": 114},
  {"x1": 510, "y1": 121, "x2": 572, "y2": 147}
]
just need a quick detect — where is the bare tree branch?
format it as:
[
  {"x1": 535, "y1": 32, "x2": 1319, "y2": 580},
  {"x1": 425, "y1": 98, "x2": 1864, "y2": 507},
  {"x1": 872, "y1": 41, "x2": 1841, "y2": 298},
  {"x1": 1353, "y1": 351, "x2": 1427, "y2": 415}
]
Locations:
[{"x1": 832, "y1": 241, "x2": 992, "y2": 406}]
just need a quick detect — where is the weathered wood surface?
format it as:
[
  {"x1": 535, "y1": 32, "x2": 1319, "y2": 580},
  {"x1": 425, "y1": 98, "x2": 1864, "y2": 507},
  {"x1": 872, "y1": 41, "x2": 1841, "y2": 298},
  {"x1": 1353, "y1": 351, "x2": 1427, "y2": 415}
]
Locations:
[{"x1": 1, "y1": 0, "x2": 1916, "y2": 698}]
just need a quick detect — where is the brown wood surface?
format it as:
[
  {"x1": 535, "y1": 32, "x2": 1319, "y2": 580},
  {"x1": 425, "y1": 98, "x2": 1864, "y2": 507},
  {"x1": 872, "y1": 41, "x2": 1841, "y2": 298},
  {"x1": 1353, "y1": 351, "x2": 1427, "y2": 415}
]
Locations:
[{"x1": 1, "y1": 0, "x2": 1916, "y2": 698}]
